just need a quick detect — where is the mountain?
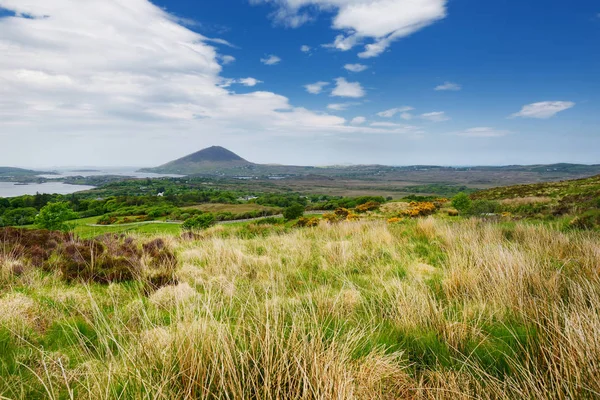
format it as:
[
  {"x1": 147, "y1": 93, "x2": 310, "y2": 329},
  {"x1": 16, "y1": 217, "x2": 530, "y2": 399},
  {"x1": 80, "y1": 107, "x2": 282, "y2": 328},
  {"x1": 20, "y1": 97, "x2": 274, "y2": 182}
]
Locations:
[{"x1": 141, "y1": 146, "x2": 255, "y2": 175}]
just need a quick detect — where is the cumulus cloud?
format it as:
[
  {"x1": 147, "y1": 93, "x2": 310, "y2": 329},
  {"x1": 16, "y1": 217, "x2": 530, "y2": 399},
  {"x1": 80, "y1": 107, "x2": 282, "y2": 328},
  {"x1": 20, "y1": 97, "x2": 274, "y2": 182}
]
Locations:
[
  {"x1": 300, "y1": 45, "x2": 311, "y2": 52},
  {"x1": 253, "y1": 0, "x2": 447, "y2": 58},
  {"x1": 510, "y1": 101, "x2": 575, "y2": 119},
  {"x1": 420, "y1": 111, "x2": 450, "y2": 122},
  {"x1": 350, "y1": 116, "x2": 366, "y2": 125},
  {"x1": 0, "y1": 0, "x2": 419, "y2": 166},
  {"x1": 344, "y1": 63, "x2": 368, "y2": 72},
  {"x1": 435, "y1": 81, "x2": 461, "y2": 91},
  {"x1": 238, "y1": 77, "x2": 263, "y2": 87},
  {"x1": 377, "y1": 106, "x2": 414, "y2": 118},
  {"x1": 331, "y1": 78, "x2": 365, "y2": 98},
  {"x1": 260, "y1": 54, "x2": 282, "y2": 65},
  {"x1": 304, "y1": 81, "x2": 330, "y2": 94},
  {"x1": 454, "y1": 127, "x2": 510, "y2": 137}
]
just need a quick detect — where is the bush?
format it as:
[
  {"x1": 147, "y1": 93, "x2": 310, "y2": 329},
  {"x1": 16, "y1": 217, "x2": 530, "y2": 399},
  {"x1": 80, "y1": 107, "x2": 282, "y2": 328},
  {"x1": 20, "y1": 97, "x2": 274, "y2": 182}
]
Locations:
[
  {"x1": 182, "y1": 213, "x2": 216, "y2": 230},
  {"x1": 283, "y1": 203, "x2": 305, "y2": 221},
  {"x1": 451, "y1": 193, "x2": 472, "y2": 214},
  {"x1": 468, "y1": 200, "x2": 501, "y2": 216},
  {"x1": 35, "y1": 202, "x2": 78, "y2": 231},
  {"x1": 401, "y1": 202, "x2": 437, "y2": 218},
  {"x1": 355, "y1": 201, "x2": 381, "y2": 213},
  {"x1": 295, "y1": 217, "x2": 320, "y2": 227}
]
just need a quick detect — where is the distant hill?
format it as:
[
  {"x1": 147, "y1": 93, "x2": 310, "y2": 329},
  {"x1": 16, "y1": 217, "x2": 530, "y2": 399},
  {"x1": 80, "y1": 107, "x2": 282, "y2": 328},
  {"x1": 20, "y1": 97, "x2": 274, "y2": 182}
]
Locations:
[
  {"x1": 0, "y1": 167, "x2": 55, "y2": 177},
  {"x1": 140, "y1": 147, "x2": 600, "y2": 188},
  {"x1": 141, "y1": 146, "x2": 255, "y2": 175}
]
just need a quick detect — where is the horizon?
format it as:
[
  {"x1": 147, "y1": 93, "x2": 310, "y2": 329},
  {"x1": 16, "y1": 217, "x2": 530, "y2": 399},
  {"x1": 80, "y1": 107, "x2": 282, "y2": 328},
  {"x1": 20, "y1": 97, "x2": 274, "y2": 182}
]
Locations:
[
  {"x1": 4, "y1": 142, "x2": 600, "y2": 171},
  {"x1": 1, "y1": 0, "x2": 599, "y2": 166}
]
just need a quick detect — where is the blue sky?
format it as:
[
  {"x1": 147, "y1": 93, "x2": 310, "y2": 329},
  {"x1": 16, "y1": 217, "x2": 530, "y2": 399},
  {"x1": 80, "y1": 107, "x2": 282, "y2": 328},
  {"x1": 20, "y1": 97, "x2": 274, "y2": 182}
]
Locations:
[{"x1": 0, "y1": 0, "x2": 598, "y2": 167}]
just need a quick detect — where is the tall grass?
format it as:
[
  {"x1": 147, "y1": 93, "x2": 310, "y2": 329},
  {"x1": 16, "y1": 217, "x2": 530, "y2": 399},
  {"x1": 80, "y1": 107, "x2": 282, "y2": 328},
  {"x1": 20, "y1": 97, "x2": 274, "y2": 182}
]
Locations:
[{"x1": 0, "y1": 218, "x2": 599, "y2": 399}]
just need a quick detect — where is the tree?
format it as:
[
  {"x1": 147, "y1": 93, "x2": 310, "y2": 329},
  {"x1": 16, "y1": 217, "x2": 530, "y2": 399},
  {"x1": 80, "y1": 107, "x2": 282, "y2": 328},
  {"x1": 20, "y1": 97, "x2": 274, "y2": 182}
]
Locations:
[
  {"x1": 182, "y1": 213, "x2": 216, "y2": 230},
  {"x1": 451, "y1": 193, "x2": 472, "y2": 214},
  {"x1": 283, "y1": 203, "x2": 305, "y2": 221},
  {"x1": 35, "y1": 202, "x2": 78, "y2": 231}
]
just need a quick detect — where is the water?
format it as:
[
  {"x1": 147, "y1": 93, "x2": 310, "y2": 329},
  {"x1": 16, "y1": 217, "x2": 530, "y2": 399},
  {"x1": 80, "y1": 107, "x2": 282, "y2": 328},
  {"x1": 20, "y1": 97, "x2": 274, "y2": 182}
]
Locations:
[
  {"x1": 0, "y1": 182, "x2": 96, "y2": 198},
  {"x1": 36, "y1": 167, "x2": 183, "y2": 179}
]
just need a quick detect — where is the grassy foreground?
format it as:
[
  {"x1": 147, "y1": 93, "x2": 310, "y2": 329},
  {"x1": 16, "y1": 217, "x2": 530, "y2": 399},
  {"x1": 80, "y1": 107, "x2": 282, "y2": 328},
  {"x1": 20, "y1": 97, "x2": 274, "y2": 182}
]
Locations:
[{"x1": 1, "y1": 218, "x2": 599, "y2": 399}]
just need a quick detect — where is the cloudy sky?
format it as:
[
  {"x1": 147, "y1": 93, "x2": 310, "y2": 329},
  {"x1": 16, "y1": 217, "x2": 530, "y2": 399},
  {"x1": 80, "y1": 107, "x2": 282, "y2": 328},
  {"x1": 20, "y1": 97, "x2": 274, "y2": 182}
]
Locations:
[{"x1": 0, "y1": 0, "x2": 598, "y2": 167}]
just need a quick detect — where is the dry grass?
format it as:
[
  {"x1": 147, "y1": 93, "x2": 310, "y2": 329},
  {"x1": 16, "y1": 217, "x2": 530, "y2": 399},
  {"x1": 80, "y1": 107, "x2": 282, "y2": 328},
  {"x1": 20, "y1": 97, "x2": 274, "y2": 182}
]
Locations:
[
  {"x1": 499, "y1": 196, "x2": 553, "y2": 206},
  {"x1": 1, "y1": 218, "x2": 599, "y2": 399}
]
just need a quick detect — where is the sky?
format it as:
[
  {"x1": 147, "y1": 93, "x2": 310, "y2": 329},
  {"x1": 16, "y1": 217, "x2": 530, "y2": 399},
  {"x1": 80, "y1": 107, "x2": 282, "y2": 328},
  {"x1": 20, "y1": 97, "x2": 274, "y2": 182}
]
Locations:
[{"x1": 0, "y1": 0, "x2": 598, "y2": 168}]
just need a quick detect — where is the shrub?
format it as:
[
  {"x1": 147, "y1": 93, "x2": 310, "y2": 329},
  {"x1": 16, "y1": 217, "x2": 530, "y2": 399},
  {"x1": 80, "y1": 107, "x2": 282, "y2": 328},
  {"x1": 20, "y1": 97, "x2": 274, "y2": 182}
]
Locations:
[
  {"x1": 283, "y1": 203, "x2": 305, "y2": 221},
  {"x1": 451, "y1": 193, "x2": 472, "y2": 214},
  {"x1": 96, "y1": 215, "x2": 117, "y2": 225},
  {"x1": 35, "y1": 202, "x2": 78, "y2": 231},
  {"x1": 182, "y1": 214, "x2": 216, "y2": 230},
  {"x1": 334, "y1": 208, "x2": 351, "y2": 218},
  {"x1": 401, "y1": 202, "x2": 436, "y2": 218},
  {"x1": 447, "y1": 209, "x2": 459, "y2": 217},
  {"x1": 468, "y1": 200, "x2": 501, "y2": 216},
  {"x1": 255, "y1": 217, "x2": 284, "y2": 225},
  {"x1": 355, "y1": 201, "x2": 381, "y2": 213},
  {"x1": 295, "y1": 217, "x2": 320, "y2": 227}
]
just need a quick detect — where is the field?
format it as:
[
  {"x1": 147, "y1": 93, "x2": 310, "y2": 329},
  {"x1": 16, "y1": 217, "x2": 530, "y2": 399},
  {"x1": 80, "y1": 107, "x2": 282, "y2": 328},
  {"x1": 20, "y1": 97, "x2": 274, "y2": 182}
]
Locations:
[
  {"x1": 182, "y1": 203, "x2": 280, "y2": 214},
  {"x1": 1, "y1": 213, "x2": 600, "y2": 399}
]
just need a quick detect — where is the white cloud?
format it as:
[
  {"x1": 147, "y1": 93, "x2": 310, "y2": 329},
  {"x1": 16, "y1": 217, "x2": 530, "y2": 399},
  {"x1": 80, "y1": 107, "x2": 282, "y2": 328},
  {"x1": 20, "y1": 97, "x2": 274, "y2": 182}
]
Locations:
[
  {"x1": 331, "y1": 78, "x2": 365, "y2": 98},
  {"x1": 400, "y1": 112, "x2": 413, "y2": 120},
  {"x1": 350, "y1": 116, "x2": 366, "y2": 125},
  {"x1": 377, "y1": 107, "x2": 413, "y2": 118},
  {"x1": 327, "y1": 102, "x2": 358, "y2": 111},
  {"x1": 260, "y1": 54, "x2": 282, "y2": 65},
  {"x1": 238, "y1": 77, "x2": 263, "y2": 87},
  {"x1": 300, "y1": 45, "x2": 311, "y2": 52},
  {"x1": 254, "y1": 0, "x2": 447, "y2": 58},
  {"x1": 510, "y1": 101, "x2": 575, "y2": 119},
  {"x1": 305, "y1": 81, "x2": 330, "y2": 94},
  {"x1": 219, "y1": 55, "x2": 236, "y2": 65},
  {"x1": 454, "y1": 127, "x2": 510, "y2": 137},
  {"x1": 371, "y1": 122, "x2": 403, "y2": 128},
  {"x1": 344, "y1": 63, "x2": 368, "y2": 73},
  {"x1": 0, "y1": 0, "x2": 421, "y2": 166},
  {"x1": 420, "y1": 111, "x2": 450, "y2": 122},
  {"x1": 435, "y1": 81, "x2": 461, "y2": 91}
]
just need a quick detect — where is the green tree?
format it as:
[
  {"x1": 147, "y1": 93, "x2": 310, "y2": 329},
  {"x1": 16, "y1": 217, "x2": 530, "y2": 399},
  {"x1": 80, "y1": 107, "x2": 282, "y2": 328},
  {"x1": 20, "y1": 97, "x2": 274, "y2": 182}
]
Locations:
[
  {"x1": 35, "y1": 202, "x2": 78, "y2": 231},
  {"x1": 451, "y1": 193, "x2": 472, "y2": 214},
  {"x1": 283, "y1": 203, "x2": 305, "y2": 221},
  {"x1": 182, "y1": 213, "x2": 216, "y2": 230}
]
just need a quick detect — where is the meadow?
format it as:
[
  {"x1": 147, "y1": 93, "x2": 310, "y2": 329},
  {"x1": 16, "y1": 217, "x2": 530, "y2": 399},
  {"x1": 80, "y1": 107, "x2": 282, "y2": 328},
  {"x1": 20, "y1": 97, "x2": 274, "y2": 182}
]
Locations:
[{"x1": 1, "y1": 213, "x2": 599, "y2": 399}]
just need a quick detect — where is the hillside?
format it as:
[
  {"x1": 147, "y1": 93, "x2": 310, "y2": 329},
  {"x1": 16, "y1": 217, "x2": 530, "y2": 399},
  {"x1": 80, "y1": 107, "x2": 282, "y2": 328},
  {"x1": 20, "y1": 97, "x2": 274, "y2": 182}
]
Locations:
[
  {"x1": 0, "y1": 167, "x2": 47, "y2": 176},
  {"x1": 0, "y1": 167, "x2": 55, "y2": 182},
  {"x1": 470, "y1": 174, "x2": 600, "y2": 226},
  {"x1": 140, "y1": 146, "x2": 255, "y2": 175}
]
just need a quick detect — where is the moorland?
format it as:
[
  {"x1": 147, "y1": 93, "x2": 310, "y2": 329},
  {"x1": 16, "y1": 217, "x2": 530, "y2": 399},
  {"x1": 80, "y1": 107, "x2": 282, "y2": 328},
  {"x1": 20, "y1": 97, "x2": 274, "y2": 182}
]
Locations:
[{"x1": 1, "y1": 149, "x2": 599, "y2": 399}]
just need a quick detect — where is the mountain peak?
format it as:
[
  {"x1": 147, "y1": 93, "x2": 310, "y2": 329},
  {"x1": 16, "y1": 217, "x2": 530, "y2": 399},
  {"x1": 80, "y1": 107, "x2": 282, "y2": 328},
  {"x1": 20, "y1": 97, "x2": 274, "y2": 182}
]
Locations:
[{"x1": 175, "y1": 146, "x2": 248, "y2": 164}]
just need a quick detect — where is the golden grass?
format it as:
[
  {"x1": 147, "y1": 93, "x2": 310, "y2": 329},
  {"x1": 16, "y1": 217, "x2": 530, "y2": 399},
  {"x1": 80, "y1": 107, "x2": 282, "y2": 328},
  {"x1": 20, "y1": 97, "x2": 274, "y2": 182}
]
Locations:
[{"x1": 1, "y1": 218, "x2": 599, "y2": 398}]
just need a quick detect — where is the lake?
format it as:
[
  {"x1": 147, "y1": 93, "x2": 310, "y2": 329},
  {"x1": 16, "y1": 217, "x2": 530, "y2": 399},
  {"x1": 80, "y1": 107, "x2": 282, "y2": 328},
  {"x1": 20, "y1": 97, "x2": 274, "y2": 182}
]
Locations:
[
  {"x1": 0, "y1": 182, "x2": 96, "y2": 198},
  {"x1": 36, "y1": 167, "x2": 183, "y2": 179}
]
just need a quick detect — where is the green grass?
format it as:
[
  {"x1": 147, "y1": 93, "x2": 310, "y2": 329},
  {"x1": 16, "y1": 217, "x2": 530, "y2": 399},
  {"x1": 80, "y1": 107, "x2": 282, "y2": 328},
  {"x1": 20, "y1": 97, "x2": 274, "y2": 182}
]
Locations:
[{"x1": 1, "y1": 216, "x2": 599, "y2": 399}]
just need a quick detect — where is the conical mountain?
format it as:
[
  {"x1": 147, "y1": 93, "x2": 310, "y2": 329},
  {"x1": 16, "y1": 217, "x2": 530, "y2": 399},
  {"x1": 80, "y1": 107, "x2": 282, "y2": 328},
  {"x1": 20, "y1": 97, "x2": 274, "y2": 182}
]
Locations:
[{"x1": 142, "y1": 146, "x2": 254, "y2": 174}]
